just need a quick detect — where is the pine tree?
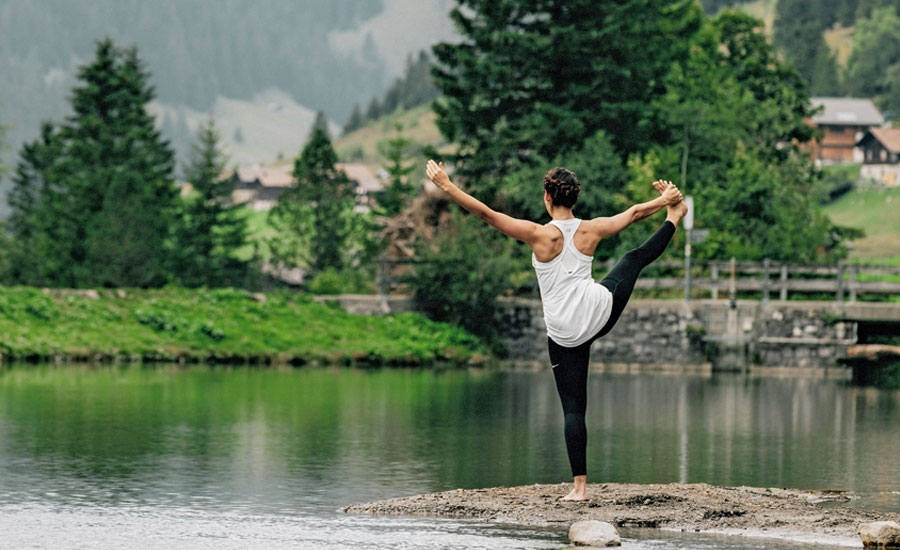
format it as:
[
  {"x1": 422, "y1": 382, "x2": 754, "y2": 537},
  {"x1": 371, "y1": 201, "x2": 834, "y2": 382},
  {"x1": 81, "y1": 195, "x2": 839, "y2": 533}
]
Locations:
[
  {"x1": 845, "y1": 6, "x2": 900, "y2": 116},
  {"x1": 268, "y1": 127, "x2": 355, "y2": 273},
  {"x1": 6, "y1": 38, "x2": 179, "y2": 288},
  {"x1": 6, "y1": 122, "x2": 67, "y2": 285},
  {"x1": 376, "y1": 123, "x2": 416, "y2": 216},
  {"x1": 172, "y1": 117, "x2": 251, "y2": 287},
  {"x1": 431, "y1": 0, "x2": 702, "y2": 202},
  {"x1": 311, "y1": 110, "x2": 330, "y2": 138},
  {"x1": 365, "y1": 97, "x2": 381, "y2": 122},
  {"x1": 343, "y1": 104, "x2": 364, "y2": 135},
  {"x1": 74, "y1": 41, "x2": 179, "y2": 287}
]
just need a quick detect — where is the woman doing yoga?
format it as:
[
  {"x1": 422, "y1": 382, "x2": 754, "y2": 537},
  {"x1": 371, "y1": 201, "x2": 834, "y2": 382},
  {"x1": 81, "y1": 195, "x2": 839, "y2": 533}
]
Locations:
[{"x1": 425, "y1": 160, "x2": 688, "y2": 502}]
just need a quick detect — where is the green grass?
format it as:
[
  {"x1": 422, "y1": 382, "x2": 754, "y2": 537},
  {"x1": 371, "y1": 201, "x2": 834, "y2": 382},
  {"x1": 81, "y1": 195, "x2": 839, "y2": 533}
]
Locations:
[
  {"x1": 823, "y1": 187, "x2": 900, "y2": 259},
  {"x1": 0, "y1": 287, "x2": 488, "y2": 365},
  {"x1": 235, "y1": 206, "x2": 277, "y2": 261}
]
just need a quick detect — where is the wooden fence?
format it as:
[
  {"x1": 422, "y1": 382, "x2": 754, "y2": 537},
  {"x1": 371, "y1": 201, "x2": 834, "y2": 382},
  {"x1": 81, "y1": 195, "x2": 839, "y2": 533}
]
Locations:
[{"x1": 378, "y1": 257, "x2": 900, "y2": 303}]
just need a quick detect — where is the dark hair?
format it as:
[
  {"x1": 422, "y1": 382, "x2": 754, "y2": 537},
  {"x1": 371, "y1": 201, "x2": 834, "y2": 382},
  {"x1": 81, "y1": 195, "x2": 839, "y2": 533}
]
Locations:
[{"x1": 543, "y1": 167, "x2": 580, "y2": 208}]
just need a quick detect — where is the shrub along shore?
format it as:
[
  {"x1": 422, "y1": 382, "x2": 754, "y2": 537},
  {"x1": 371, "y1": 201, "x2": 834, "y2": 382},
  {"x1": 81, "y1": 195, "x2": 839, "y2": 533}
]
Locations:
[{"x1": 0, "y1": 287, "x2": 489, "y2": 366}]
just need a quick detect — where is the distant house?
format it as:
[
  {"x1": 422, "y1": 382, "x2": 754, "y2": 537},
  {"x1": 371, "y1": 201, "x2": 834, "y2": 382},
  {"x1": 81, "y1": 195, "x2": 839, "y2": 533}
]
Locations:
[
  {"x1": 806, "y1": 97, "x2": 884, "y2": 164},
  {"x1": 230, "y1": 162, "x2": 384, "y2": 211},
  {"x1": 230, "y1": 165, "x2": 293, "y2": 211},
  {"x1": 857, "y1": 128, "x2": 900, "y2": 187}
]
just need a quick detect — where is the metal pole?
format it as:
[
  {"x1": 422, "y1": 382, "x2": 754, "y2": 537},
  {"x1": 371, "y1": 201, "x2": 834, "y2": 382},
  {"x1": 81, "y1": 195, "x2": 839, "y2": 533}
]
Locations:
[
  {"x1": 685, "y1": 230, "x2": 692, "y2": 304},
  {"x1": 378, "y1": 256, "x2": 387, "y2": 305},
  {"x1": 836, "y1": 260, "x2": 845, "y2": 306},
  {"x1": 711, "y1": 263, "x2": 719, "y2": 300},
  {"x1": 780, "y1": 263, "x2": 788, "y2": 301},
  {"x1": 729, "y1": 257, "x2": 737, "y2": 310},
  {"x1": 683, "y1": 196, "x2": 694, "y2": 304}
]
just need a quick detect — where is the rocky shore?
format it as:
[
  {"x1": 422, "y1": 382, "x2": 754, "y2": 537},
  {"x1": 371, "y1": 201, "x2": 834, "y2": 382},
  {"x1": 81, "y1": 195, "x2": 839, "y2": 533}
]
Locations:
[{"x1": 343, "y1": 482, "x2": 900, "y2": 546}]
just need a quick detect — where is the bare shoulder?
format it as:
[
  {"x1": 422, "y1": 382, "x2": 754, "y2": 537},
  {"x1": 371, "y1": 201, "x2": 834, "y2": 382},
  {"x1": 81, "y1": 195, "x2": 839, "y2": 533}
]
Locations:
[
  {"x1": 529, "y1": 222, "x2": 564, "y2": 260},
  {"x1": 578, "y1": 216, "x2": 608, "y2": 236}
]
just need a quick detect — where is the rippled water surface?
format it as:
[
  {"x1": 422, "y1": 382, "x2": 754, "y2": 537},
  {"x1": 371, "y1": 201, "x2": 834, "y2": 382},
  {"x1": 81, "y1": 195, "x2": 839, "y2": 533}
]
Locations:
[{"x1": 1, "y1": 365, "x2": 898, "y2": 548}]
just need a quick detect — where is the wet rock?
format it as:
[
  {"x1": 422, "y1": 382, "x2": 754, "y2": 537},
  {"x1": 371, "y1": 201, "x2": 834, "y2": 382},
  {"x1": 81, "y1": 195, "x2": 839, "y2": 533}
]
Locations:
[
  {"x1": 859, "y1": 521, "x2": 900, "y2": 548},
  {"x1": 568, "y1": 520, "x2": 621, "y2": 547}
]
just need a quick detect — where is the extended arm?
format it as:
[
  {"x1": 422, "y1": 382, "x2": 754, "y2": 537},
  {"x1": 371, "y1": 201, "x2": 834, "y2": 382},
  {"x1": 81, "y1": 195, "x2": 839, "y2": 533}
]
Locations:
[
  {"x1": 588, "y1": 181, "x2": 681, "y2": 239},
  {"x1": 425, "y1": 160, "x2": 541, "y2": 244}
]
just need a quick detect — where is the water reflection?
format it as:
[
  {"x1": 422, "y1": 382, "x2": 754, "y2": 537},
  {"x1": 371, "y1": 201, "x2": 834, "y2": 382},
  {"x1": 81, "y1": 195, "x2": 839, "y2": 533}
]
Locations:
[{"x1": 0, "y1": 365, "x2": 898, "y2": 547}]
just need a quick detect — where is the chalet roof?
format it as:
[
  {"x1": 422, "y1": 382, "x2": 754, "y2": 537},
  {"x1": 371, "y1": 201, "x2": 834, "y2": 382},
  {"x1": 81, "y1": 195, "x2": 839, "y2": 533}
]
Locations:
[
  {"x1": 235, "y1": 165, "x2": 293, "y2": 187},
  {"x1": 337, "y1": 162, "x2": 383, "y2": 194},
  {"x1": 233, "y1": 162, "x2": 383, "y2": 195},
  {"x1": 810, "y1": 97, "x2": 883, "y2": 126},
  {"x1": 858, "y1": 127, "x2": 900, "y2": 153}
]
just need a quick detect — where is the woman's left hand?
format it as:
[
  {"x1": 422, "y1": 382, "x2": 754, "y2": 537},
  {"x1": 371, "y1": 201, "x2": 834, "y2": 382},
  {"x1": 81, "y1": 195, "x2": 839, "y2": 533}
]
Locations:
[{"x1": 426, "y1": 159, "x2": 452, "y2": 191}]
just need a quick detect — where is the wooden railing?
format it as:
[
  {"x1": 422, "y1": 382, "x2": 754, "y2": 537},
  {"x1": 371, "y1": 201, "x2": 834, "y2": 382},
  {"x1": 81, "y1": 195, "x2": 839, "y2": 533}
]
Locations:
[
  {"x1": 627, "y1": 259, "x2": 900, "y2": 303},
  {"x1": 378, "y1": 257, "x2": 900, "y2": 303}
]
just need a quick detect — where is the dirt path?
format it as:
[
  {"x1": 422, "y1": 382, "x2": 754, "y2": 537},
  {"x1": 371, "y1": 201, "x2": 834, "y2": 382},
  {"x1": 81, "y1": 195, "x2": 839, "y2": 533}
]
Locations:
[{"x1": 343, "y1": 483, "x2": 900, "y2": 547}]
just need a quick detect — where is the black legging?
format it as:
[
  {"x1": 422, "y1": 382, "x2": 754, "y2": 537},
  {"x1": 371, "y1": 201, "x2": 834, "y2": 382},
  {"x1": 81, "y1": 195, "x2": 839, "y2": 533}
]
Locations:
[{"x1": 548, "y1": 221, "x2": 675, "y2": 477}]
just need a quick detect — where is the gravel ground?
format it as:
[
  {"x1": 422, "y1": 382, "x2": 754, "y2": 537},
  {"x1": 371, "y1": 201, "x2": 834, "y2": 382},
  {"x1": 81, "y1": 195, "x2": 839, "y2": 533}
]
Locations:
[{"x1": 343, "y1": 483, "x2": 900, "y2": 547}]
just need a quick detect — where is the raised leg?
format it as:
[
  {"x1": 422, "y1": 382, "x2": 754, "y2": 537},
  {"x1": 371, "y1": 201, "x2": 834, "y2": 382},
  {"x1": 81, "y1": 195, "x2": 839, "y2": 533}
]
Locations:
[{"x1": 595, "y1": 220, "x2": 677, "y2": 338}]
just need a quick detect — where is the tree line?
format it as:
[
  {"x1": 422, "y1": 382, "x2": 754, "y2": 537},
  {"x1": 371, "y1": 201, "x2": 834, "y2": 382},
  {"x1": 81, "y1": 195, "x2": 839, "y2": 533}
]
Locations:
[
  {"x1": 342, "y1": 51, "x2": 440, "y2": 135},
  {"x1": 774, "y1": 0, "x2": 900, "y2": 114},
  {"x1": 0, "y1": 1, "x2": 867, "y2": 352},
  {"x1": 408, "y1": 0, "x2": 850, "y2": 347},
  {"x1": 0, "y1": 38, "x2": 408, "y2": 293}
]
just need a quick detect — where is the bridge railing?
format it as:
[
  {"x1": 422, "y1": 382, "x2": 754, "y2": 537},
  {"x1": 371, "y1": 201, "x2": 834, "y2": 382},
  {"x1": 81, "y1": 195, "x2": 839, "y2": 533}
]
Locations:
[{"x1": 378, "y1": 257, "x2": 900, "y2": 303}]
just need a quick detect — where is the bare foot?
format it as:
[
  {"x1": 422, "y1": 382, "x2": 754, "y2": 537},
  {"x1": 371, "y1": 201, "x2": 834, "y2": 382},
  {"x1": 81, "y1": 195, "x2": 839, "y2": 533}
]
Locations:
[
  {"x1": 559, "y1": 487, "x2": 589, "y2": 501},
  {"x1": 666, "y1": 200, "x2": 688, "y2": 227}
]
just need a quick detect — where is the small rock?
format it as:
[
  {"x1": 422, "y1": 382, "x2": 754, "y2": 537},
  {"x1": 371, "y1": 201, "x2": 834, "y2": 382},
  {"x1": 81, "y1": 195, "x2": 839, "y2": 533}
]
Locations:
[
  {"x1": 569, "y1": 520, "x2": 621, "y2": 547},
  {"x1": 859, "y1": 521, "x2": 900, "y2": 548}
]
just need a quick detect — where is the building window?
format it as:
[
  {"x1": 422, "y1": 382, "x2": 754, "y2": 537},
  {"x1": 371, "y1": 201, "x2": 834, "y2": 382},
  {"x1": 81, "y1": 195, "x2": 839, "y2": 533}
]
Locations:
[
  {"x1": 892, "y1": 153, "x2": 898, "y2": 164},
  {"x1": 867, "y1": 150, "x2": 873, "y2": 161},
  {"x1": 881, "y1": 149, "x2": 888, "y2": 162}
]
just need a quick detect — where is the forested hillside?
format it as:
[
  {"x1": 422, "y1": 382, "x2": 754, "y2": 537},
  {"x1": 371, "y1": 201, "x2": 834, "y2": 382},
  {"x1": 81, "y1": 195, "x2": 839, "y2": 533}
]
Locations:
[{"x1": 0, "y1": 0, "x2": 457, "y2": 207}]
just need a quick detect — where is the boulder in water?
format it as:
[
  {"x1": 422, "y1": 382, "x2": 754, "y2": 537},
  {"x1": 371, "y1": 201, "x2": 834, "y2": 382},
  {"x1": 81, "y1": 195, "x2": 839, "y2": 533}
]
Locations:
[
  {"x1": 568, "y1": 520, "x2": 621, "y2": 547},
  {"x1": 859, "y1": 521, "x2": 900, "y2": 548}
]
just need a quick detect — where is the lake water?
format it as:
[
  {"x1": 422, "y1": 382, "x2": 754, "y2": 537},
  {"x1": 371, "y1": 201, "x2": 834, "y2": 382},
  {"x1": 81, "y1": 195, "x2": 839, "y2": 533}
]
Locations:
[{"x1": 0, "y1": 365, "x2": 898, "y2": 549}]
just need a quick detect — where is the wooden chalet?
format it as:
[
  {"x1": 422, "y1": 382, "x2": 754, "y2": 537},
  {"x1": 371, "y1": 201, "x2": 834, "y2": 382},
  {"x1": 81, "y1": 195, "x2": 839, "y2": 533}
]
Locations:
[
  {"x1": 230, "y1": 163, "x2": 384, "y2": 211},
  {"x1": 806, "y1": 97, "x2": 884, "y2": 164},
  {"x1": 857, "y1": 127, "x2": 900, "y2": 187}
]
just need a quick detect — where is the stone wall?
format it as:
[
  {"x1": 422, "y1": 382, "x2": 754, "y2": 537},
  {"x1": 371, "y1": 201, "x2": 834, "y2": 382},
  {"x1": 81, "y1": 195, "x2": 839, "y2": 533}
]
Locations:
[
  {"x1": 496, "y1": 299, "x2": 857, "y2": 372},
  {"x1": 496, "y1": 298, "x2": 707, "y2": 369},
  {"x1": 324, "y1": 294, "x2": 858, "y2": 373}
]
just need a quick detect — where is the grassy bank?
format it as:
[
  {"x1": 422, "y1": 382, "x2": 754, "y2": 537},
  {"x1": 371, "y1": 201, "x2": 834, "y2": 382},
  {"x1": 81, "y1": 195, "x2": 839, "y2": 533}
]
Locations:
[
  {"x1": 0, "y1": 286, "x2": 488, "y2": 366},
  {"x1": 823, "y1": 187, "x2": 900, "y2": 259}
]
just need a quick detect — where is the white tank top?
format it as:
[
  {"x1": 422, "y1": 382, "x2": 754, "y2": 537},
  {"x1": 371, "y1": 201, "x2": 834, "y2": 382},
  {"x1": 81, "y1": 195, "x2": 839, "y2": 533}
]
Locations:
[{"x1": 531, "y1": 218, "x2": 613, "y2": 347}]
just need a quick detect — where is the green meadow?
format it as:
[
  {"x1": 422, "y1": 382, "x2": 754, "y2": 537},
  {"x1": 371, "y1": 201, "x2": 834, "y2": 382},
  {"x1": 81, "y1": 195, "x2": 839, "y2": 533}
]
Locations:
[{"x1": 0, "y1": 286, "x2": 486, "y2": 365}]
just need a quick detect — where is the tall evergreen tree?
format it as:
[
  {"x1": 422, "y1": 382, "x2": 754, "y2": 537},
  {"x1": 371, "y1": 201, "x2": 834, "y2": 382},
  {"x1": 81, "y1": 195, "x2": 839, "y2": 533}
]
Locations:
[
  {"x1": 845, "y1": 7, "x2": 900, "y2": 117},
  {"x1": 268, "y1": 127, "x2": 355, "y2": 273},
  {"x1": 376, "y1": 123, "x2": 416, "y2": 216},
  {"x1": 311, "y1": 110, "x2": 330, "y2": 138},
  {"x1": 343, "y1": 104, "x2": 364, "y2": 135},
  {"x1": 172, "y1": 117, "x2": 251, "y2": 287},
  {"x1": 810, "y1": 48, "x2": 842, "y2": 96},
  {"x1": 6, "y1": 123, "x2": 66, "y2": 284},
  {"x1": 431, "y1": 0, "x2": 703, "y2": 202},
  {"x1": 6, "y1": 38, "x2": 178, "y2": 288},
  {"x1": 365, "y1": 97, "x2": 381, "y2": 121},
  {"x1": 78, "y1": 42, "x2": 179, "y2": 287}
]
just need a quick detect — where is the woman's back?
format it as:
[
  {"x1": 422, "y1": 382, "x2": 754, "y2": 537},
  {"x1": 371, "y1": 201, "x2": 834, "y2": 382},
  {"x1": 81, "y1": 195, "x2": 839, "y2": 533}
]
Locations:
[{"x1": 532, "y1": 218, "x2": 613, "y2": 347}]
